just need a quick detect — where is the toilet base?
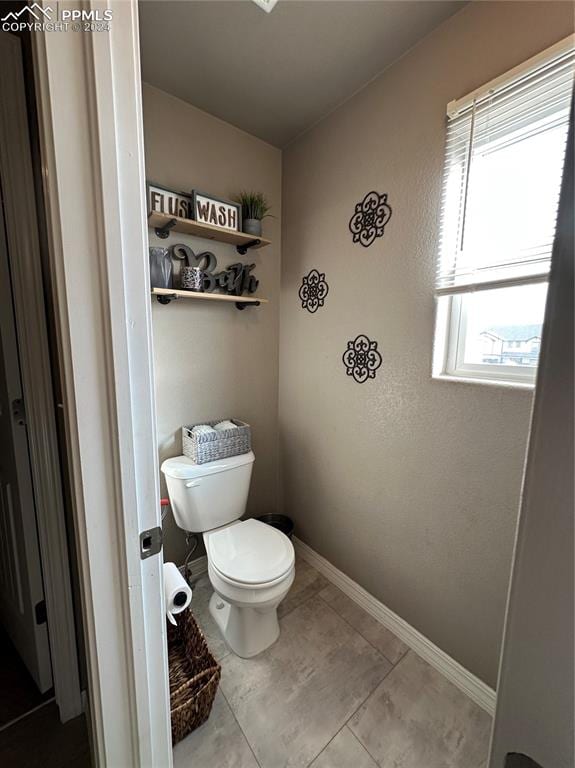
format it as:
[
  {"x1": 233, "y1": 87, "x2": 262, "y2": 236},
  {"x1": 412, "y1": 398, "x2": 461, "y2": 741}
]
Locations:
[{"x1": 209, "y1": 591, "x2": 280, "y2": 658}]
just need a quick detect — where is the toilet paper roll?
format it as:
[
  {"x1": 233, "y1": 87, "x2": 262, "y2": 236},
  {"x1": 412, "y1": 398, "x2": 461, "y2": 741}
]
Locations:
[{"x1": 163, "y1": 562, "x2": 192, "y2": 626}]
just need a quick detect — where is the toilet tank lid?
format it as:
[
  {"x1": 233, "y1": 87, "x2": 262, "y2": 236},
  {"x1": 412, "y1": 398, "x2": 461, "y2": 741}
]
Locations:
[{"x1": 161, "y1": 451, "x2": 255, "y2": 480}]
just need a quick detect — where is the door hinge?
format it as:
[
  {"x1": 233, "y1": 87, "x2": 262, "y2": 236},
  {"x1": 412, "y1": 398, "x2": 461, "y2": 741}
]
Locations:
[
  {"x1": 12, "y1": 398, "x2": 26, "y2": 426},
  {"x1": 35, "y1": 599, "x2": 47, "y2": 625},
  {"x1": 140, "y1": 526, "x2": 163, "y2": 559}
]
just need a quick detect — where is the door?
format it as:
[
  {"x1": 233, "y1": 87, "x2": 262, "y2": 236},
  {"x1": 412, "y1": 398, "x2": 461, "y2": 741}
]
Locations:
[
  {"x1": 488, "y1": 113, "x2": 574, "y2": 766},
  {"x1": 0, "y1": 188, "x2": 52, "y2": 693},
  {"x1": 32, "y1": 2, "x2": 172, "y2": 763}
]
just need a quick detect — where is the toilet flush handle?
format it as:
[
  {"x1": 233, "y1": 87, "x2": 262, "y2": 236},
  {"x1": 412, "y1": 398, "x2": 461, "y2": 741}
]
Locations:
[{"x1": 185, "y1": 480, "x2": 200, "y2": 488}]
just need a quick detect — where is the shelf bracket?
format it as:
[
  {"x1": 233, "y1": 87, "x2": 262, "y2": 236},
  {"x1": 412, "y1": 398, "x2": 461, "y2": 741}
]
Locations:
[
  {"x1": 236, "y1": 239, "x2": 261, "y2": 256},
  {"x1": 235, "y1": 300, "x2": 260, "y2": 311},
  {"x1": 156, "y1": 293, "x2": 178, "y2": 305},
  {"x1": 155, "y1": 218, "x2": 177, "y2": 239}
]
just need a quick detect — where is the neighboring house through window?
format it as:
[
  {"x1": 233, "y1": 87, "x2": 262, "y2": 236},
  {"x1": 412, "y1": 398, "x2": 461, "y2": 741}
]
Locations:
[
  {"x1": 433, "y1": 36, "x2": 574, "y2": 386},
  {"x1": 480, "y1": 325, "x2": 542, "y2": 366}
]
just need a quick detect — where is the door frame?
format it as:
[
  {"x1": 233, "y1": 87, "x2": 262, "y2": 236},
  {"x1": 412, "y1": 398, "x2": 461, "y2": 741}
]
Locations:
[
  {"x1": 488, "y1": 110, "x2": 574, "y2": 768},
  {"x1": 0, "y1": 30, "x2": 82, "y2": 719},
  {"x1": 31, "y1": 1, "x2": 172, "y2": 765}
]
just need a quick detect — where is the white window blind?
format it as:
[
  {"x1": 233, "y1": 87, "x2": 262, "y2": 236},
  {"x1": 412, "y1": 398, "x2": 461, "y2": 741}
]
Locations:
[{"x1": 436, "y1": 38, "x2": 574, "y2": 296}]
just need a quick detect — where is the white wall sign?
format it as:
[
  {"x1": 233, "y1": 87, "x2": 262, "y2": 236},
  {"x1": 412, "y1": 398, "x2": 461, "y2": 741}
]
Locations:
[
  {"x1": 192, "y1": 190, "x2": 241, "y2": 232},
  {"x1": 147, "y1": 182, "x2": 193, "y2": 220}
]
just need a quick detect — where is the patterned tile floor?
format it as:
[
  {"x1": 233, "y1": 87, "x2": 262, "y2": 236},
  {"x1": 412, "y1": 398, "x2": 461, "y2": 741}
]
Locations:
[{"x1": 174, "y1": 556, "x2": 492, "y2": 768}]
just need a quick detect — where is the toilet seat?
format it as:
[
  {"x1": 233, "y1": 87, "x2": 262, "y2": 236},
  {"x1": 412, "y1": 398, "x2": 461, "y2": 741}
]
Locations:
[{"x1": 205, "y1": 518, "x2": 294, "y2": 587}]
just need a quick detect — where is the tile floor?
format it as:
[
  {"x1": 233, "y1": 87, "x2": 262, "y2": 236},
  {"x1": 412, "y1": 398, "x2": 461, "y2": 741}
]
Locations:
[{"x1": 175, "y1": 557, "x2": 492, "y2": 768}]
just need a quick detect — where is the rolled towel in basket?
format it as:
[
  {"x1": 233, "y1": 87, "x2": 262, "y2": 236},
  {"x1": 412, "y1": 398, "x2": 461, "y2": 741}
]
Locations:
[
  {"x1": 214, "y1": 420, "x2": 237, "y2": 431},
  {"x1": 191, "y1": 424, "x2": 216, "y2": 435}
]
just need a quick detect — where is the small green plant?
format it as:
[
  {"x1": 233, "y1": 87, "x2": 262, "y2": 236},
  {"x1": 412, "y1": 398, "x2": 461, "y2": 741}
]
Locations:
[{"x1": 234, "y1": 191, "x2": 273, "y2": 221}]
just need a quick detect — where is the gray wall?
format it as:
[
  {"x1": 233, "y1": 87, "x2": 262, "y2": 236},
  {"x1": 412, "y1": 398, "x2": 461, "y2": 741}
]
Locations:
[
  {"x1": 143, "y1": 84, "x2": 282, "y2": 564},
  {"x1": 279, "y1": 1, "x2": 573, "y2": 686}
]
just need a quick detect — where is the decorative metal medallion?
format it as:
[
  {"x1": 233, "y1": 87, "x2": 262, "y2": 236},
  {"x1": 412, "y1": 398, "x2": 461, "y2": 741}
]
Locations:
[
  {"x1": 342, "y1": 334, "x2": 383, "y2": 383},
  {"x1": 299, "y1": 269, "x2": 329, "y2": 313},
  {"x1": 348, "y1": 191, "x2": 392, "y2": 247}
]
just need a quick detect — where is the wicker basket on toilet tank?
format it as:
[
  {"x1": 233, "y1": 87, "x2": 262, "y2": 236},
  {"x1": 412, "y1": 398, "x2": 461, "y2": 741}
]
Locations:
[{"x1": 182, "y1": 419, "x2": 251, "y2": 464}]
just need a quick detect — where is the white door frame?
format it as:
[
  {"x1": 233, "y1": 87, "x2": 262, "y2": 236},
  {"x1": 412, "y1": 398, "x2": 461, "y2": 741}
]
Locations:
[
  {"x1": 488, "y1": 113, "x2": 574, "y2": 768},
  {"x1": 31, "y1": 1, "x2": 172, "y2": 765},
  {"x1": 0, "y1": 30, "x2": 81, "y2": 718}
]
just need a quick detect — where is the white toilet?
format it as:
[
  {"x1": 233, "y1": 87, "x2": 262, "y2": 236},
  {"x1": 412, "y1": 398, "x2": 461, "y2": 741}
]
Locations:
[{"x1": 161, "y1": 451, "x2": 295, "y2": 658}]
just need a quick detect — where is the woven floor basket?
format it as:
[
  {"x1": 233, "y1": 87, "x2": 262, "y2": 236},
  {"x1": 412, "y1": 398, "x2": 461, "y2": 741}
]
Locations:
[
  {"x1": 182, "y1": 419, "x2": 251, "y2": 464},
  {"x1": 167, "y1": 610, "x2": 221, "y2": 745}
]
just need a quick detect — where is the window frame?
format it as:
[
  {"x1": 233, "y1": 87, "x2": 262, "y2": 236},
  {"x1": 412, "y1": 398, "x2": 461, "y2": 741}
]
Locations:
[
  {"x1": 438, "y1": 288, "x2": 545, "y2": 386},
  {"x1": 433, "y1": 35, "x2": 573, "y2": 388}
]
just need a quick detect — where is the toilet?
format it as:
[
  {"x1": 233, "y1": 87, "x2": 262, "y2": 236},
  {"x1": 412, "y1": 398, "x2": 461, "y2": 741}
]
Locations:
[{"x1": 161, "y1": 451, "x2": 295, "y2": 658}]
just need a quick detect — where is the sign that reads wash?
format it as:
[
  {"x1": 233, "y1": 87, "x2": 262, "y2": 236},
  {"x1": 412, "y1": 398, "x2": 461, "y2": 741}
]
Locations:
[{"x1": 192, "y1": 191, "x2": 241, "y2": 233}]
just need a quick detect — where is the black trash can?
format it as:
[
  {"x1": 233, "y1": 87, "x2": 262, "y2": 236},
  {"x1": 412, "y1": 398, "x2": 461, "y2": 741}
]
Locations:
[{"x1": 256, "y1": 514, "x2": 294, "y2": 539}]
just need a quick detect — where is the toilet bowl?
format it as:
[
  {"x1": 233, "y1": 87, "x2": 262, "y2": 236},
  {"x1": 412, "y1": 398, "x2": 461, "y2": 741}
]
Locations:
[
  {"x1": 205, "y1": 519, "x2": 294, "y2": 657},
  {"x1": 161, "y1": 451, "x2": 295, "y2": 657}
]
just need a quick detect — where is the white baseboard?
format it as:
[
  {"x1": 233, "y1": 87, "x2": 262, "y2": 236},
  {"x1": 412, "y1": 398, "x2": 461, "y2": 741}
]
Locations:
[
  {"x1": 294, "y1": 537, "x2": 496, "y2": 716},
  {"x1": 178, "y1": 555, "x2": 208, "y2": 580}
]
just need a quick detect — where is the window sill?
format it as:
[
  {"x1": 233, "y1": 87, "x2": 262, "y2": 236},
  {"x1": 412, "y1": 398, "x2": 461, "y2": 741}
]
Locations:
[{"x1": 432, "y1": 373, "x2": 535, "y2": 391}]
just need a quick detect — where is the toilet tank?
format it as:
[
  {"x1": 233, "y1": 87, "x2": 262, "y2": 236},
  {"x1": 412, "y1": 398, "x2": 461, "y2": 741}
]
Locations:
[{"x1": 161, "y1": 451, "x2": 254, "y2": 533}]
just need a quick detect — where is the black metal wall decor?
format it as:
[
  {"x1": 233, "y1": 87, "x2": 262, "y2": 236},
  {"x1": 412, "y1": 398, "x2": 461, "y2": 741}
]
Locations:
[
  {"x1": 169, "y1": 243, "x2": 259, "y2": 296},
  {"x1": 342, "y1": 334, "x2": 383, "y2": 383},
  {"x1": 299, "y1": 269, "x2": 329, "y2": 313},
  {"x1": 349, "y1": 191, "x2": 392, "y2": 247}
]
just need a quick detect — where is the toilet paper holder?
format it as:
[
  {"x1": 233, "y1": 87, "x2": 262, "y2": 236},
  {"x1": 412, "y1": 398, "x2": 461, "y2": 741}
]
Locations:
[{"x1": 140, "y1": 526, "x2": 163, "y2": 559}]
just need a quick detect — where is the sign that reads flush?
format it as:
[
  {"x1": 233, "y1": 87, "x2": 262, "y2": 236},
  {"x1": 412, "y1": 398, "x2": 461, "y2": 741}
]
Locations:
[
  {"x1": 192, "y1": 191, "x2": 241, "y2": 233},
  {"x1": 147, "y1": 182, "x2": 193, "y2": 220}
]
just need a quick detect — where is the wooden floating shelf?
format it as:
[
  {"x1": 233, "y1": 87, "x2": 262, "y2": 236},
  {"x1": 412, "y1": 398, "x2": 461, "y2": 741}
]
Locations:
[
  {"x1": 152, "y1": 287, "x2": 268, "y2": 310},
  {"x1": 148, "y1": 212, "x2": 271, "y2": 254}
]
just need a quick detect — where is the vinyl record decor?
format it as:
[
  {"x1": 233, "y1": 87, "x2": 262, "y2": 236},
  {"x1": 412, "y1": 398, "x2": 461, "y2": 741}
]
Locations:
[
  {"x1": 349, "y1": 191, "x2": 392, "y2": 247},
  {"x1": 299, "y1": 269, "x2": 329, "y2": 313},
  {"x1": 342, "y1": 334, "x2": 383, "y2": 383}
]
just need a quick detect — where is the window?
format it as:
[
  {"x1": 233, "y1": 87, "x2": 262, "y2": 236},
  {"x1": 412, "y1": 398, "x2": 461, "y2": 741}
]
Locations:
[{"x1": 434, "y1": 37, "x2": 574, "y2": 385}]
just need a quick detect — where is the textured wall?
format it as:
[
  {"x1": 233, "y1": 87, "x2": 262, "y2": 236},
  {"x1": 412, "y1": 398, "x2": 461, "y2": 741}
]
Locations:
[
  {"x1": 280, "y1": 2, "x2": 573, "y2": 686},
  {"x1": 143, "y1": 85, "x2": 282, "y2": 564}
]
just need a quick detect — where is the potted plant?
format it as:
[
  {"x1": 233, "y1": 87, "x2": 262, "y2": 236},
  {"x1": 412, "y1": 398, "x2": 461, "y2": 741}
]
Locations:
[{"x1": 234, "y1": 191, "x2": 273, "y2": 238}]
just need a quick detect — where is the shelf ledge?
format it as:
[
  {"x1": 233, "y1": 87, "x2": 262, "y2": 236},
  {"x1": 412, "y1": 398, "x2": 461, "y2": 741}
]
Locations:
[
  {"x1": 152, "y1": 287, "x2": 268, "y2": 309},
  {"x1": 148, "y1": 212, "x2": 271, "y2": 254}
]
